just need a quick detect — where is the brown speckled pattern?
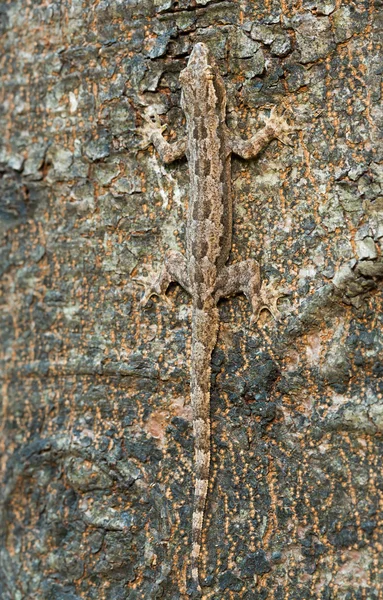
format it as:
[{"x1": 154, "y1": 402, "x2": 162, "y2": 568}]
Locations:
[
  {"x1": 1, "y1": 1, "x2": 382, "y2": 598},
  {"x1": 141, "y1": 42, "x2": 293, "y2": 593}
]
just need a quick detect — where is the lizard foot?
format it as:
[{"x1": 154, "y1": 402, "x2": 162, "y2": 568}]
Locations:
[
  {"x1": 250, "y1": 281, "x2": 291, "y2": 325},
  {"x1": 134, "y1": 251, "x2": 190, "y2": 308},
  {"x1": 263, "y1": 106, "x2": 297, "y2": 147},
  {"x1": 139, "y1": 107, "x2": 167, "y2": 150},
  {"x1": 133, "y1": 271, "x2": 172, "y2": 308}
]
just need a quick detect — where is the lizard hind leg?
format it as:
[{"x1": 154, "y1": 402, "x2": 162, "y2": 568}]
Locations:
[
  {"x1": 214, "y1": 259, "x2": 288, "y2": 324},
  {"x1": 137, "y1": 250, "x2": 191, "y2": 307},
  {"x1": 214, "y1": 259, "x2": 261, "y2": 319}
]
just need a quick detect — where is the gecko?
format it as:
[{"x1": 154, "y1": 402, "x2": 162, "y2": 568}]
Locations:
[{"x1": 139, "y1": 42, "x2": 294, "y2": 595}]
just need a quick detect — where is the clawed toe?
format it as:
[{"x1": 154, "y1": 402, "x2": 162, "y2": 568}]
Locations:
[
  {"x1": 133, "y1": 276, "x2": 155, "y2": 307},
  {"x1": 250, "y1": 305, "x2": 280, "y2": 325},
  {"x1": 249, "y1": 312, "x2": 260, "y2": 326},
  {"x1": 140, "y1": 286, "x2": 170, "y2": 308},
  {"x1": 134, "y1": 273, "x2": 172, "y2": 308},
  {"x1": 139, "y1": 289, "x2": 152, "y2": 308},
  {"x1": 250, "y1": 283, "x2": 291, "y2": 324}
]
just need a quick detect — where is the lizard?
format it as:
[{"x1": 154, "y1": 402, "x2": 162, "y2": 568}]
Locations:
[{"x1": 139, "y1": 42, "x2": 294, "y2": 595}]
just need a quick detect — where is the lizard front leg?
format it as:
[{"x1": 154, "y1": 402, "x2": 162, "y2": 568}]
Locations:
[
  {"x1": 141, "y1": 109, "x2": 187, "y2": 164},
  {"x1": 230, "y1": 107, "x2": 294, "y2": 160},
  {"x1": 139, "y1": 250, "x2": 191, "y2": 307},
  {"x1": 214, "y1": 259, "x2": 287, "y2": 323}
]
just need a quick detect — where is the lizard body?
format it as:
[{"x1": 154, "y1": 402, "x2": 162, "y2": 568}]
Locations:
[{"x1": 140, "y1": 42, "x2": 293, "y2": 595}]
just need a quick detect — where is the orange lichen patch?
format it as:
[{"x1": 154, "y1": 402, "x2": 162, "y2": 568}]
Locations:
[
  {"x1": 0, "y1": 0, "x2": 382, "y2": 596},
  {"x1": 144, "y1": 410, "x2": 169, "y2": 443}
]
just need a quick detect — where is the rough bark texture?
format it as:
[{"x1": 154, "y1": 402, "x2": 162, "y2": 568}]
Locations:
[{"x1": 1, "y1": 1, "x2": 382, "y2": 599}]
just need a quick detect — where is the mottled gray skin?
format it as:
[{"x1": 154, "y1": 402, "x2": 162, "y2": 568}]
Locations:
[{"x1": 140, "y1": 42, "x2": 293, "y2": 594}]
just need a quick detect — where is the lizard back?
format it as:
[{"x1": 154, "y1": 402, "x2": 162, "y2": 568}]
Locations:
[{"x1": 180, "y1": 43, "x2": 232, "y2": 306}]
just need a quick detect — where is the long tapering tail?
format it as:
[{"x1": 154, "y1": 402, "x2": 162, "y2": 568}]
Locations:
[{"x1": 190, "y1": 302, "x2": 219, "y2": 593}]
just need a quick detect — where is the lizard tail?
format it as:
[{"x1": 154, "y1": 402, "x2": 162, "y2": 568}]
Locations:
[{"x1": 190, "y1": 302, "x2": 219, "y2": 593}]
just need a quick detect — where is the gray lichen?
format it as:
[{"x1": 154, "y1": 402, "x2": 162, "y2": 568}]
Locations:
[{"x1": 0, "y1": 0, "x2": 382, "y2": 598}]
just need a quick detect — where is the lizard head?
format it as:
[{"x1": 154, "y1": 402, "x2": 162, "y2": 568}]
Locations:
[
  {"x1": 180, "y1": 42, "x2": 210, "y2": 79},
  {"x1": 180, "y1": 43, "x2": 226, "y2": 116}
]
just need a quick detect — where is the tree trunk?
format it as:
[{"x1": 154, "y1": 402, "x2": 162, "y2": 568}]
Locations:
[{"x1": 1, "y1": 1, "x2": 382, "y2": 599}]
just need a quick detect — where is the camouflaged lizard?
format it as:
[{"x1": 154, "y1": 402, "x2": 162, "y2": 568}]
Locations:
[{"x1": 140, "y1": 42, "x2": 293, "y2": 595}]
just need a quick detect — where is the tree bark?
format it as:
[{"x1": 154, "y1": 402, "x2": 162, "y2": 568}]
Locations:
[{"x1": 1, "y1": 1, "x2": 382, "y2": 599}]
